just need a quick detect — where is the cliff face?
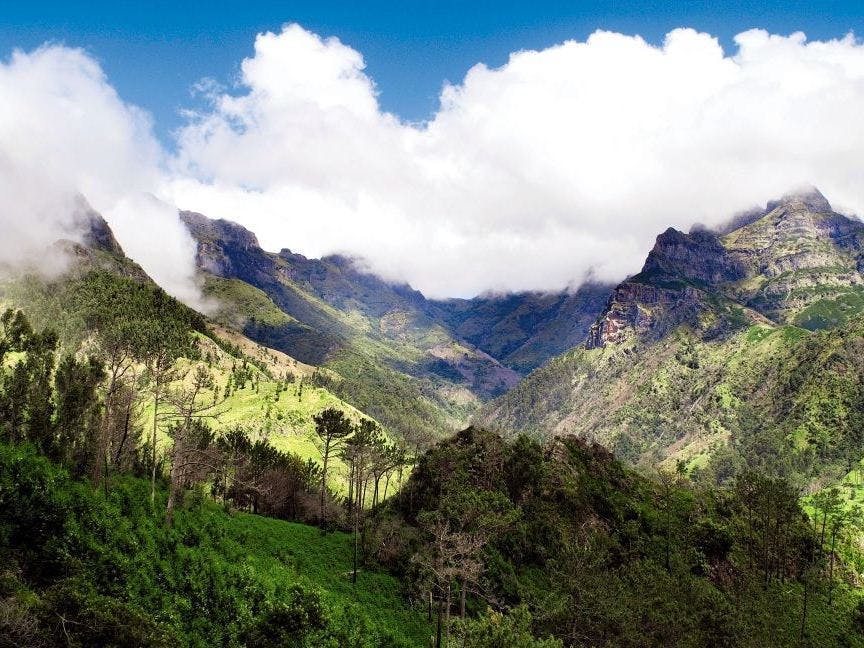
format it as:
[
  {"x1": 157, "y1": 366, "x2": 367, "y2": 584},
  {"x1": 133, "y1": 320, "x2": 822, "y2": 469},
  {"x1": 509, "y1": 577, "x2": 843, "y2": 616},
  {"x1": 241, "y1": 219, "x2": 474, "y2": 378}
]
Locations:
[
  {"x1": 641, "y1": 228, "x2": 746, "y2": 286},
  {"x1": 586, "y1": 188, "x2": 864, "y2": 348},
  {"x1": 585, "y1": 283, "x2": 707, "y2": 348}
]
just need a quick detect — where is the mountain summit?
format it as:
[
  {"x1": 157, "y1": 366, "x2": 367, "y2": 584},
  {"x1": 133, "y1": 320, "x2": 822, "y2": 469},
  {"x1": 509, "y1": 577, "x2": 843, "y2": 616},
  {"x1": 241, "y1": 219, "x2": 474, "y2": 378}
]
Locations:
[
  {"x1": 478, "y1": 188, "x2": 864, "y2": 477},
  {"x1": 586, "y1": 187, "x2": 864, "y2": 348}
]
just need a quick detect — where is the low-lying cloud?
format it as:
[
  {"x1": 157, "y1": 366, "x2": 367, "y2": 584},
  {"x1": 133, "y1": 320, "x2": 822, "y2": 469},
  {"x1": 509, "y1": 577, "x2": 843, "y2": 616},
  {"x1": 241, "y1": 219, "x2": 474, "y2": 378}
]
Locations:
[
  {"x1": 5, "y1": 26, "x2": 864, "y2": 300},
  {"x1": 0, "y1": 45, "x2": 205, "y2": 306}
]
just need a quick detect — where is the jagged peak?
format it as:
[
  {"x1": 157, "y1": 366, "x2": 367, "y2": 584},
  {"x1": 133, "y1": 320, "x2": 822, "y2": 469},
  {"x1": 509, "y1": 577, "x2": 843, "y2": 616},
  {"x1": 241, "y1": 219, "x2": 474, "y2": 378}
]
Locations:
[
  {"x1": 179, "y1": 210, "x2": 261, "y2": 249},
  {"x1": 69, "y1": 196, "x2": 125, "y2": 256},
  {"x1": 767, "y1": 185, "x2": 832, "y2": 214},
  {"x1": 717, "y1": 186, "x2": 833, "y2": 235}
]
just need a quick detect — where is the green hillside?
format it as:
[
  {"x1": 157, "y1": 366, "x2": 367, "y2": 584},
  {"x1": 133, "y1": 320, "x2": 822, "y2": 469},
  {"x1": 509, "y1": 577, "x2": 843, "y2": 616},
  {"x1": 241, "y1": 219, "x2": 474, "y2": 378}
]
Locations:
[
  {"x1": 0, "y1": 443, "x2": 430, "y2": 647},
  {"x1": 480, "y1": 190, "x2": 864, "y2": 489}
]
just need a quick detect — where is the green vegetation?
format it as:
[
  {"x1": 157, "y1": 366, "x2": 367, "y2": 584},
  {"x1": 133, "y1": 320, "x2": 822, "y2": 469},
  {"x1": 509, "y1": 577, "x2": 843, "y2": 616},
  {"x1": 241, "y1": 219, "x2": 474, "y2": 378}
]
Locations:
[
  {"x1": 370, "y1": 428, "x2": 864, "y2": 647},
  {"x1": 0, "y1": 442, "x2": 429, "y2": 647},
  {"x1": 793, "y1": 287, "x2": 864, "y2": 330},
  {"x1": 2, "y1": 291, "x2": 864, "y2": 646},
  {"x1": 203, "y1": 276, "x2": 296, "y2": 328}
]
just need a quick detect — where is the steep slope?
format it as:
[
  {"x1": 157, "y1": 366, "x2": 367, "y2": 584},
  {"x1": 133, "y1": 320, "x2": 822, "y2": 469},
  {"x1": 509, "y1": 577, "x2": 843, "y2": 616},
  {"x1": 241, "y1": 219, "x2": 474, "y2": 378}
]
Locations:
[
  {"x1": 0, "y1": 210, "x2": 379, "y2": 475},
  {"x1": 180, "y1": 211, "x2": 519, "y2": 442},
  {"x1": 430, "y1": 282, "x2": 612, "y2": 373},
  {"x1": 479, "y1": 189, "x2": 864, "y2": 479}
]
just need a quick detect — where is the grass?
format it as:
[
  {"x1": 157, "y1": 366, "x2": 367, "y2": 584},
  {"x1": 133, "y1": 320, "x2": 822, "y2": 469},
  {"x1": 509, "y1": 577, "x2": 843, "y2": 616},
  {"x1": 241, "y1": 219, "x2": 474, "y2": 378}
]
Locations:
[
  {"x1": 0, "y1": 442, "x2": 431, "y2": 647},
  {"x1": 218, "y1": 510, "x2": 431, "y2": 644},
  {"x1": 203, "y1": 276, "x2": 297, "y2": 328},
  {"x1": 793, "y1": 288, "x2": 864, "y2": 330}
]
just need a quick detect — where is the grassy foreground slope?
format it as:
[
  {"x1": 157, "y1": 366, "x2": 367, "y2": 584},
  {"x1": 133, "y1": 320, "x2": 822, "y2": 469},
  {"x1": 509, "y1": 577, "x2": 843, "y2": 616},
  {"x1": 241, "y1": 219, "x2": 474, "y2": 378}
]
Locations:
[{"x1": 0, "y1": 442, "x2": 430, "y2": 647}]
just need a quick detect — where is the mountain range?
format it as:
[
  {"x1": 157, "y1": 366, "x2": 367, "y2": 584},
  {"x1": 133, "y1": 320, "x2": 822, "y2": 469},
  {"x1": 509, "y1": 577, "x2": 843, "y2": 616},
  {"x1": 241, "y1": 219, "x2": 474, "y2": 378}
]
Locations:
[
  {"x1": 8, "y1": 185, "x2": 863, "y2": 481},
  {"x1": 178, "y1": 210, "x2": 611, "y2": 445}
]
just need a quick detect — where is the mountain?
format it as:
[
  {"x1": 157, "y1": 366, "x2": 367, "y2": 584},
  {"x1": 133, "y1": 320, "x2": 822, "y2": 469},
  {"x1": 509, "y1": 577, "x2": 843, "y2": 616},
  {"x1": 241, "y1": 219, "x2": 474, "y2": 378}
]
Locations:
[
  {"x1": 0, "y1": 208, "x2": 380, "y2": 483},
  {"x1": 180, "y1": 211, "x2": 521, "y2": 443},
  {"x1": 478, "y1": 188, "x2": 864, "y2": 479},
  {"x1": 430, "y1": 282, "x2": 612, "y2": 373}
]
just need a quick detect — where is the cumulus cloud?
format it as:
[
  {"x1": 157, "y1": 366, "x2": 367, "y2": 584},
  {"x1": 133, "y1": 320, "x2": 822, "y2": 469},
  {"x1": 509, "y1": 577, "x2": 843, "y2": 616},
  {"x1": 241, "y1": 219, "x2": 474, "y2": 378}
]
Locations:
[
  {"x1": 166, "y1": 25, "x2": 864, "y2": 297},
  {"x1": 0, "y1": 45, "x2": 206, "y2": 306},
  {"x1": 7, "y1": 26, "x2": 864, "y2": 300}
]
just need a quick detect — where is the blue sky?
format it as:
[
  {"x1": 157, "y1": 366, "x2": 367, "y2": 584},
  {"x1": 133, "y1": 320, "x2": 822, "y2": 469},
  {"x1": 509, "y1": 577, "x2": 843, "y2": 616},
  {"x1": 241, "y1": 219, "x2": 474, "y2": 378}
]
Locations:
[
  {"x1": 4, "y1": 1, "x2": 864, "y2": 298},
  {"x1": 2, "y1": 0, "x2": 861, "y2": 145}
]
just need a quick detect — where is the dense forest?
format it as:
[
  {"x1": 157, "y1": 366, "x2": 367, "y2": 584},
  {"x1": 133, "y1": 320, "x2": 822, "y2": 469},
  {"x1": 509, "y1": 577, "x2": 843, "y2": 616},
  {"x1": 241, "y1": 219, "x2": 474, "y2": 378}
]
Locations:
[{"x1": 2, "y1": 269, "x2": 864, "y2": 646}]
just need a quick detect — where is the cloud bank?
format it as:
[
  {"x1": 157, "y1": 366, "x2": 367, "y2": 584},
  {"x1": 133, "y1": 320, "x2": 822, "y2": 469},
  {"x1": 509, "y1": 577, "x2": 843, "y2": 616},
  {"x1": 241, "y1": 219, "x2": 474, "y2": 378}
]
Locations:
[
  {"x1": 6, "y1": 26, "x2": 864, "y2": 300},
  {"x1": 0, "y1": 45, "x2": 204, "y2": 305}
]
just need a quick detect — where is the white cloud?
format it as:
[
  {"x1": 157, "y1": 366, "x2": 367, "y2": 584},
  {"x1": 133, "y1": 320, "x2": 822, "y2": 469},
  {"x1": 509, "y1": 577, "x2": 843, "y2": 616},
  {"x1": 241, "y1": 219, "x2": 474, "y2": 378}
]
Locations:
[
  {"x1": 166, "y1": 25, "x2": 864, "y2": 297},
  {"x1": 7, "y1": 26, "x2": 864, "y2": 300},
  {"x1": 0, "y1": 45, "x2": 206, "y2": 306}
]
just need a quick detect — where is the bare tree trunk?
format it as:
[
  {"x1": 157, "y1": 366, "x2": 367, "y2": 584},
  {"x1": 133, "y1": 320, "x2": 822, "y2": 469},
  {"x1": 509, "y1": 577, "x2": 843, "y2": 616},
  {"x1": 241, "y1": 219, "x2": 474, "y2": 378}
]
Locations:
[
  {"x1": 319, "y1": 442, "x2": 329, "y2": 525},
  {"x1": 347, "y1": 460, "x2": 355, "y2": 514},
  {"x1": 436, "y1": 594, "x2": 443, "y2": 648},
  {"x1": 150, "y1": 387, "x2": 160, "y2": 508},
  {"x1": 352, "y1": 501, "x2": 359, "y2": 584},
  {"x1": 166, "y1": 481, "x2": 177, "y2": 527},
  {"x1": 829, "y1": 530, "x2": 837, "y2": 607},
  {"x1": 444, "y1": 581, "x2": 451, "y2": 646}
]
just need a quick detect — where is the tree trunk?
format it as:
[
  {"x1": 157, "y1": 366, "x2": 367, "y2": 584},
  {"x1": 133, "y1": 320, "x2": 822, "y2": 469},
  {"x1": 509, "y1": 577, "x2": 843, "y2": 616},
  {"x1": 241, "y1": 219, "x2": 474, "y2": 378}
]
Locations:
[
  {"x1": 165, "y1": 481, "x2": 177, "y2": 527},
  {"x1": 829, "y1": 530, "x2": 837, "y2": 607},
  {"x1": 347, "y1": 461, "x2": 355, "y2": 514},
  {"x1": 150, "y1": 387, "x2": 160, "y2": 508},
  {"x1": 319, "y1": 441, "x2": 329, "y2": 525},
  {"x1": 352, "y1": 504, "x2": 359, "y2": 584},
  {"x1": 444, "y1": 581, "x2": 451, "y2": 646},
  {"x1": 436, "y1": 594, "x2": 443, "y2": 648},
  {"x1": 460, "y1": 577, "x2": 466, "y2": 618}
]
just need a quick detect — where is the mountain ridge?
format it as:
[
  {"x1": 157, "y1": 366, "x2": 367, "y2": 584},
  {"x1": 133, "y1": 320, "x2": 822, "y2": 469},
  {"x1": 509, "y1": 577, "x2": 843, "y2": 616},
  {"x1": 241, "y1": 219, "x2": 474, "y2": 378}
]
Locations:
[{"x1": 478, "y1": 187, "x2": 864, "y2": 482}]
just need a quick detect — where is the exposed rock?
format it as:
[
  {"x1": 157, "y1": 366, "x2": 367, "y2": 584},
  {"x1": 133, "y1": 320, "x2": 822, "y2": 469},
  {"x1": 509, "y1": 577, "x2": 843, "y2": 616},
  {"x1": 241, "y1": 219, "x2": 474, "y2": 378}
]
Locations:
[{"x1": 586, "y1": 186, "x2": 864, "y2": 348}]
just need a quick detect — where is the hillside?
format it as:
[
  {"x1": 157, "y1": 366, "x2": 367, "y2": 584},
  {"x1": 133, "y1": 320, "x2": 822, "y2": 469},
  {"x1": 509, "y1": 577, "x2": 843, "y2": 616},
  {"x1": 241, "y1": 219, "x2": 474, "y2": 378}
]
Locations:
[
  {"x1": 0, "y1": 443, "x2": 431, "y2": 647},
  {"x1": 369, "y1": 427, "x2": 864, "y2": 647},
  {"x1": 478, "y1": 189, "x2": 864, "y2": 481},
  {"x1": 429, "y1": 282, "x2": 611, "y2": 373},
  {"x1": 180, "y1": 210, "x2": 522, "y2": 445},
  {"x1": 0, "y1": 210, "x2": 380, "y2": 484}
]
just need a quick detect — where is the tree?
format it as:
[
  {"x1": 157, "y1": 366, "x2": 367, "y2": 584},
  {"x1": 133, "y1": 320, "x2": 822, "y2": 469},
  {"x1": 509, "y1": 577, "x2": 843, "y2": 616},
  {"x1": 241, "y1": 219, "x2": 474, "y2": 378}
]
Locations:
[
  {"x1": 415, "y1": 489, "x2": 519, "y2": 645},
  {"x1": 53, "y1": 353, "x2": 105, "y2": 474},
  {"x1": 163, "y1": 365, "x2": 224, "y2": 525},
  {"x1": 312, "y1": 408, "x2": 353, "y2": 526},
  {"x1": 0, "y1": 312, "x2": 58, "y2": 451},
  {"x1": 341, "y1": 418, "x2": 380, "y2": 583},
  {"x1": 140, "y1": 316, "x2": 196, "y2": 508},
  {"x1": 451, "y1": 606, "x2": 563, "y2": 648}
]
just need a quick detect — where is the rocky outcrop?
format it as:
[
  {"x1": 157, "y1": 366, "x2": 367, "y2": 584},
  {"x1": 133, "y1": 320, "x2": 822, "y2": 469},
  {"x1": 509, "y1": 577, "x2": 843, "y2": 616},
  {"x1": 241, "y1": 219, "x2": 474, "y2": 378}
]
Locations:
[
  {"x1": 586, "y1": 186, "x2": 864, "y2": 348},
  {"x1": 585, "y1": 282, "x2": 706, "y2": 349},
  {"x1": 641, "y1": 228, "x2": 746, "y2": 286}
]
